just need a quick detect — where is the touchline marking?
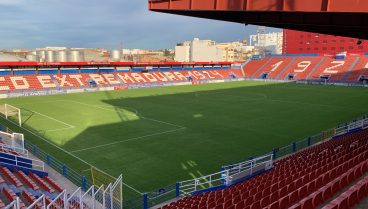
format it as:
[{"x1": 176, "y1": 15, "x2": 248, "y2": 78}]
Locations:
[
  {"x1": 67, "y1": 100, "x2": 185, "y2": 128},
  {"x1": 8, "y1": 100, "x2": 70, "y2": 106},
  {"x1": 69, "y1": 127, "x2": 186, "y2": 153},
  {"x1": 0, "y1": 114, "x2": 143, "y2": 195}
]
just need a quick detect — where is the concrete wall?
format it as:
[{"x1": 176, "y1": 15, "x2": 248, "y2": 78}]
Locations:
[{"x1": 175, "y1": 45, "x2": 190, "y2": 62}]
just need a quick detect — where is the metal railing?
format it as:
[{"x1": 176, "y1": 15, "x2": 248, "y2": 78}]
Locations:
[
  {"x1": 0, "y1": 143, "x2": 28, "y2": 158},
  {"x1": 0, "y1": 152, "x2": 44, "y2": 171},
  {"x1": 5, "y1": 198, "x2": 18, "y2": 209},
  {"x1": 27, "y1": 194, "x2": 46, "y2": 209},
  {"x1": 47, "y1": 190, "x2": 67, "y2": 209},
  {"x1": 179, "y1": 154, "x2": 273, "y2": 197},
  {"x1": 22, "y1": 138, "x2": 94, "y2": 191}
]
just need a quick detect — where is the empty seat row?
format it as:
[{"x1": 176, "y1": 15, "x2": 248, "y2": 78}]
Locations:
[
  {"x1": 43, "y1": 174, "x2": 65, "y2": 194},
  {"x1": 0, "y1": 166, "x2": 23, "y2": 187},
  {"x1": 30, "y1": 172, "x2": 55, "y2": 194},
  {"x1": 15, "y1": 169, "x2": 39, "y2": 191},
  {"x1": 22, "y1": 190, "x2": 44, "y2": 209},
  {"x1": 3, "y1": 188, "x2": 27, "y2": 209},
  {"x1": 322, "y1": 169, "x2": 368, "y2": 208}
]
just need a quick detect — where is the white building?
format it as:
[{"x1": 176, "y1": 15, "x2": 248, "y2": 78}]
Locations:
[
  {"x1": 122, "y1": 49, "x2": 144, "y2": 55},
  {"x1": 45, "y1": 47, "x2": 67, "y2": 50},
  {"x1": 249, "y1": 32, "x2": 283, "y2": 54},
  {"x1": 175, "y1": 38, "x2": 223, "y2": 62}
]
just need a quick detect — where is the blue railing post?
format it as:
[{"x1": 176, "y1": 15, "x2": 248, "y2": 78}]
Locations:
[
  {"x1": 63, "y1": 164, "x2": 66, "y2": 177},
  {"x1": 273, "y1": 149, "x2": 276, "y2": 160},
  {"x1": 34, "y1": 145, "x2": 37, "y2": 157},
  {"x1": 47, "y1": 154, "x2": 50, "y2": 165},
  {"x1": 143, "y1": 193, "x2": 148, "y2": 209},
  {"x1": 345, "y1": 123, "x2": 348, "y2": 131},
  {"x1": 176, "y1": 182, "x2": 180, "y2": 197},
  {"x1": 0, "y1": 123, "x2": 2, "y2": 131},
  {"x1": 308, "y1": 137, "x2": 311, "y2": 146},
  {"x1": 23, "y1": 139, "x2": 26, "y2": 150},
  {"x1": 292, "y1": 142, "x2": 296, "y2": 152},
  {"x1": 82, "y1": 176, "x2": 86, "y2": 191}
]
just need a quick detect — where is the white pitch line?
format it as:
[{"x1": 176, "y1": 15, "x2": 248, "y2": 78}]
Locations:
[
  {"x1": 37, "y1": 127, "x2": 75, "y2": 133},
  {"x1": 67, "y1": 100, "x2": 185, "y2": 128},
  {"x1": 30, "y1": 110, "x2": 74, "y2": 128},
  {"x1": 69, "y1": 127, "x2": 186, "y2": 153},
  {"x1": 7, "y1": 100, "x2": 70, "y2": 106},
  {"x1": 0, "y1": 114, "x2": 143, "y2": 195}
]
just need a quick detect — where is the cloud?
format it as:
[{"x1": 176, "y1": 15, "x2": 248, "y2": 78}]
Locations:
[{"x1": 0, "y1": 0, "x2": 281, "y2": 50}]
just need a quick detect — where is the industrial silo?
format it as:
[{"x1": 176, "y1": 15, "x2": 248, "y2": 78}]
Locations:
[
  {"x1": 67, "y1": 50, "x2": 85, "y2": 62},
  {"x1": 110, "y1": 50, "x2": 122, "y2": 60},
  {"x1": 28, "y1": 50, "x2": 37, "y2": 56},
  {"x1": 45, "y1": 50, "x2": 54, "y2": 62},
  {"x1": 26, "y1": 55, "x2": 39, "y2": 62},
  {"x1": 54, "y1": 50, "x2": 67, "y2": 62},
  {"x1": 36, "y1": 50, "x2": 46, "y2": 60}
]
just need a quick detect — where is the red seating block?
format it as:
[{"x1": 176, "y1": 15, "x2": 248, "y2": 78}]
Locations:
[
  {"x1": 0, "y1": 166, "x2": 23, "y2": 187},
  {"x1": 29, "y1": 172, "x2": 55, "y2": 193}
]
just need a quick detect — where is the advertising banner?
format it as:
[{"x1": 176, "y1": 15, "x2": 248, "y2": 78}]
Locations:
[
  {"x1": 67, "y1": 89, "x2": 84, "y2": 94},
  {"x1": 114, "y1": 86, "x2": 129, "y2": 90},
  {"x1": 7, "y1": 90, "x2": 67, "y2": 98},
  {"x1": 128, "y1": 84, "x2": 164, "y2": 89}
]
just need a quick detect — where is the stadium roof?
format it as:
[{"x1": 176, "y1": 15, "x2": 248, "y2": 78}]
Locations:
[{"x1": 148, "y1": 0, "x2": 368, "y2": 40}]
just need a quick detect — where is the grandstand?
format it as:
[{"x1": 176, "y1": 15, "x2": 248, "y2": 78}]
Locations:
[{"x1": 1, "y1": 53, "x2": 368, "y2": 94}]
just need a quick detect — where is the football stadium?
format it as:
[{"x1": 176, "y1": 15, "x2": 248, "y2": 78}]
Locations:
[{"x1": 0, "y1": 0, "x2": 368, "y2": 209}]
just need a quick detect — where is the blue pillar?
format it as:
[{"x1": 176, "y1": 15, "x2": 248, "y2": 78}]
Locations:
[
  {"x1": 143, "y1": 193, "x2": 148, "y2": 209},
  {"x1": 0, "y1": 123, "x2": 2, "y2": 131},
  {"x1": 292, "y1": 142, "x2": 296, "y2": 152},
  {"x1": 176, "y1": 182, "x2": 180, "y2": 197},
  {"x1": 34, "y1": 145, "x2": 37, "y2": 157},
  {"x1": 47, "y1": 154, "x2": 50, "y2": 165},
  {"x1": 23, "y1": 138, "x2": 26, "y2": 149},
  {"x1": 345, "y1": 123, "x2": 348, "y2": 131},
  {"x1": 308, "y1": 137, "x2": 311, "y2": 146},
  {"x1": 221, "y1": 166, "x2": 224, "y2": 183},
  {"x1": 273, "y1": 149, "x2": 276, "y2": 160},
  {"x1": 82, "y1": 176, "x2": 86, "y2": 191},
  {"x1": 63, "y1": 164, "x2": 66, "y2": 177}
]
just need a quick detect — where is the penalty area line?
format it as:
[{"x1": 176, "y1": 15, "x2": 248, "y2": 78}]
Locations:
[
  {"x1": 66, "y1": 100, "x2": 186, "y2": 129},
  {"x1": 28, "y1": 110, "x2": 74, "y2": 128},
  {"x1": 69, "y1": 127, "x2": 187, "y2": 153},
  {"x1": 0, "y1": 114, "x2": 143, "y2": 195}
]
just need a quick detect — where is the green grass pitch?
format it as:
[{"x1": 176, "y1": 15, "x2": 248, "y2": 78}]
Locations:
[{"x1": 0, "y1": 81, "x2": 367, "y2": 200}]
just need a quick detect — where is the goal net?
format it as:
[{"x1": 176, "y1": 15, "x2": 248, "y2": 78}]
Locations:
[
  {"x1": 91, "y1": 167, "x2": 123, "y2": 209},
  {"x1": 0, "y1": 104, "x2": 22, "y2": 127}
]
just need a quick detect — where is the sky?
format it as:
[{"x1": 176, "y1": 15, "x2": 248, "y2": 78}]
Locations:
[{"x1": 0, "y1": 0, "x2": 282, "y2": 51}]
